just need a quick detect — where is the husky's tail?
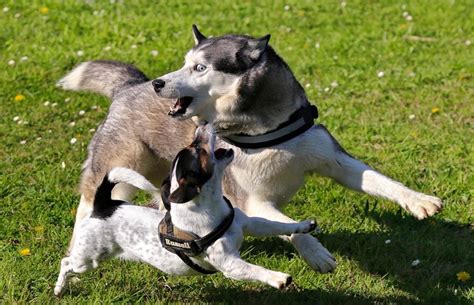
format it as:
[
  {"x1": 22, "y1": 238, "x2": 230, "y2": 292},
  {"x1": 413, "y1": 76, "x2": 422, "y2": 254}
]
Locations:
[
  {"x1": 108, "y1": 167, "x2": 158, "y2": 195},
  {"x1": 56, "y1": 60, "x2": 149, "y2": 99}
]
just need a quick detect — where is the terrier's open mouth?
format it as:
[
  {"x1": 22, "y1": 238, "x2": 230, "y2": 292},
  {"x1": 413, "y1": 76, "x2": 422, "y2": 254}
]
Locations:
[
  {"x1": 168, "y1": 96, "x2": 193, "y2": 117},
  {"x1": 214, "y1": 148, "x2": 234, "y2": 160}
]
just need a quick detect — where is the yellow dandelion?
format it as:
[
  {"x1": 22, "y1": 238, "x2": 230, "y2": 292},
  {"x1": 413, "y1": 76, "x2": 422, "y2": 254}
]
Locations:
[
  {"x1": 15, "y1": 94, "x2": 25, "y2": 102},
  {"x1": 457, "y1": 271, "x2": 471, "y2": 282},
  {"x1": 34, "y1": 225, "x2": 44, "y2": 234},
  {"x1": 19, "y1": 248, "x2": 31, "y2": 256},
  {"x1": 39, "y1": 7, "x2": 49, "y2": 14},
  {"x1": 431, "y1": 107, "x2": 440, "y2": 114}
]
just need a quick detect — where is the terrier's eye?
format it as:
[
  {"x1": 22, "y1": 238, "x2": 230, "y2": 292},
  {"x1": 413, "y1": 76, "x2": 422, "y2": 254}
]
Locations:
[{"x1": 194, "y1": 64, "x2": 207, "y2": 72}]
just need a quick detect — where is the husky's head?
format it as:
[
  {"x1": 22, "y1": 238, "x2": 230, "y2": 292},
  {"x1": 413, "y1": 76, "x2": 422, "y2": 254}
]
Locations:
[{"x1": 153, "y1": 25, "x2": 307, "y2": 135}]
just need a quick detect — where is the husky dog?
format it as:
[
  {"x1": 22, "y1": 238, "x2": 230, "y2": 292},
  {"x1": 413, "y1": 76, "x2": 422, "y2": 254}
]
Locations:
[
  {"x1": 54, "y1": 125, "x2": 318, "y2": 295},
  {"x1": 57, "y1": 25, "x2": 442, "y2": 273}
]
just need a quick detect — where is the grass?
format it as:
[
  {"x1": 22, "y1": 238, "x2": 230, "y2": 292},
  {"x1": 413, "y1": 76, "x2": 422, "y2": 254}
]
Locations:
[{"x1": 1, "y1": 0, "x2": 473, "y2": 304}]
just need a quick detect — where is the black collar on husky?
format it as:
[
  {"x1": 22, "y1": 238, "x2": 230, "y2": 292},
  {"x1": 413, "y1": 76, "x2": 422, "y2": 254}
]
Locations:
[
  {"x1": 220, "y1": 104, "x2": 318, "y2": 149},
  {"x1": 158, "y1": 195, "x2": 234, "y2": 274}
]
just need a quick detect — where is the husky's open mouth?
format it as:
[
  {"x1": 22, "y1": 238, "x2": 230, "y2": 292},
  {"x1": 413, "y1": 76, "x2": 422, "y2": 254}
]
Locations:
[{"x1": 168, "y1": 96, "x2": 193, "y2": 117}]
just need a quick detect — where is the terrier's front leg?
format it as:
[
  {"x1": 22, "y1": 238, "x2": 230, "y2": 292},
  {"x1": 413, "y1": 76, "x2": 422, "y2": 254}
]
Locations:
[
  {"x1": 241, "y1": 209, "x2": 317, "y2": 237},
  {"x1": 211, "y1": 251, "x2": 293, "y2": 290}
]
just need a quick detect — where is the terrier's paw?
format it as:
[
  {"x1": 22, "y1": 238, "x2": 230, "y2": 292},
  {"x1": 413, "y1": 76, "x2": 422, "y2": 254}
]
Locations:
[
  {"x1": 404, "y1": 193, "x2": 443, "y2": 220},
  {"x1": 54, "y1": 285, "x2": 63, "y2": 297},
  {"x1": 296, "y1": 220, "x2": 318, "y2": 234},
  {"x1": 269, "y1": 273, "x2": 293, "y2": 290}
]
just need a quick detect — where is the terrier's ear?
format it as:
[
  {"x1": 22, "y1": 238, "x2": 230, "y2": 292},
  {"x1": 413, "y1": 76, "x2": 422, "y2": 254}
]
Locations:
[
  {"x1": 169, "y1": 184, "x2": 200, "y2": 203},
  {"x1": 192, "y1": 24, "x2": 207, "y2": 46},
  {"x1": 247, "y1": 34, "x2": 271, "y2": 61},
  {"x1": 160, "y1": 177, "x2": 171, "y2": 210}
]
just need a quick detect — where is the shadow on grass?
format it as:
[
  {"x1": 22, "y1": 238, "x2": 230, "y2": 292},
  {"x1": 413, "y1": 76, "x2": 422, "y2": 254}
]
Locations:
[
  {"x1": 201, "y1": 284, "x2": 410, "y2": 305},
  {"x1": 242, "y1": 211, "x2": 473, "y2": 305}
]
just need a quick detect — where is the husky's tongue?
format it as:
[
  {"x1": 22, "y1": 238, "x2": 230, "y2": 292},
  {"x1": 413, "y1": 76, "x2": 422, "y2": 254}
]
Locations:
[{"x1": 168, "y1": 96, "x2": 193, "y2": 117}]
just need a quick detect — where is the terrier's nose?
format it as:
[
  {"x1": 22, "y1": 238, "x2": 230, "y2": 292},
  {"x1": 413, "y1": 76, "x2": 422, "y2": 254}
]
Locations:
[{"x1": 152, "y1": 79, "x2": 166, "y2": 92}]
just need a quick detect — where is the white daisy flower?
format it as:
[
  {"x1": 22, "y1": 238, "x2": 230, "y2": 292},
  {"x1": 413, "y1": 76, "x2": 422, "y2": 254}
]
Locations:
[
  {"x1": 8, "y1": 60, "x2": 15, "y2": 66},
  {"x1": 150, "y1": 50, "x2": 159, "y2": 56},
  {"x1": 78, "y1": 110, "x2": 85, "y2": 116},
  {"x1": 69, "y1": 121, "x2": 76, "y2": 127},
  {"x1": 70, "y1": 138, "x2": 77, "y2": 145},
  {"x1": 409, "y1": 114, "x2": 415, "y2": 120},
  {"x1": 20, "y1": 56, "x2": 28, "y2": 62},
  {"x1": 385, "y1": 239, "x2": 391, "y2": 244},
  {"x1": 284, "y1": 5, "x2": 290, "y2": 11},
  {"x1": 13, "y1": 116, "x2": 20, "y2": 122},
  {"x1": 20, "y1": 140, "x2": 26, "y2": 145},
  {"x1": 15, "y1": 13, "x2": 21, "y2": 18},
  {"x1": 103, "y1": 46, "x2": 112, "y2": 51},
  {"x1": 331, "y1": 81, "x2": 338, "y2": 88},
  {"x1": 76, "y1": 50, "x2": 84, "y2": 57},
  {"x1": 131, "y1": 44, "x2": 137, "y2": 49},
  {"x1": 411, "y1": 259, "x2": 421, "y2": 267},
  {"x1": 377, "y1": 71, "x2": 385, "y2": 78},
  {"x1": 61, "y1": 161, "x2": 66, "y2": 169},
  {"x1": 44, "y1": 101, "x2": 50, "y2": 106},
  {"x1": 2, "y1": 7, "x2": 9, "y2": 13}
]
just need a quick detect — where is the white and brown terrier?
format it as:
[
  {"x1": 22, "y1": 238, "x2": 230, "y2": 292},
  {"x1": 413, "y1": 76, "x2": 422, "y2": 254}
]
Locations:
[{"x1": 54, "y1": 125, "x2": 317, "y2": 296}]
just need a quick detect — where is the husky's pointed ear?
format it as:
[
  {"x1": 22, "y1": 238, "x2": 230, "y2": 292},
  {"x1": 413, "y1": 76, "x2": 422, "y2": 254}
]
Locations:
[
  {"x1": 192, "y1": 24, "x2": 207, "y2": 45},
  {"x1": 169, "y1": 184, "x2": 200, "y2": 203},
  {"x1": 248, "y1": 34, "x2": 271, "y2": 61}
]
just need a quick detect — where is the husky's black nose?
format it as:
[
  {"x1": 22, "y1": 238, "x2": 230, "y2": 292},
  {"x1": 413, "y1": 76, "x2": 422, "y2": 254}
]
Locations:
[{"x1": 152, "y1": 79, "x2": 165, "y2": 92}]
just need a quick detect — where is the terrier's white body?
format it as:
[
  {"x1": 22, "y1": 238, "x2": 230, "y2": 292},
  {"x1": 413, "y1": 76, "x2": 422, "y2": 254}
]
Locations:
[{"x1": 54, "y1": 127, "x2": 316, "y2": 296}]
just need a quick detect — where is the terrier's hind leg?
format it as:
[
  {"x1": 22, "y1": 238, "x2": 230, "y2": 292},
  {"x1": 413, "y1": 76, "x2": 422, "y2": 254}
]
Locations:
[
  {"x1": 54, "y1": 258, "x2": 74, "y2": 296},
  {"x1": 67, "y1": 195, "x2": 93, "y2": 255}
]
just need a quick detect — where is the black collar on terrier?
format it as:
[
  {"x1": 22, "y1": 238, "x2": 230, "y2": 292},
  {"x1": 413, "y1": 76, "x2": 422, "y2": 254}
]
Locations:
[{"x1": 159, "y1": 179, "x2": 234, "y2": 274}]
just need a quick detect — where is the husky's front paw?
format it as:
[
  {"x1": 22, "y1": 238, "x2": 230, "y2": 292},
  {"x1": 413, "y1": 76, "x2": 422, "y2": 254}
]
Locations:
[
  {"x1": 293, "y1": 235, "x2": 336, "y2": 273},
  {"x1": 404, "y1": 193, "x2": 443, "y2": 219}
]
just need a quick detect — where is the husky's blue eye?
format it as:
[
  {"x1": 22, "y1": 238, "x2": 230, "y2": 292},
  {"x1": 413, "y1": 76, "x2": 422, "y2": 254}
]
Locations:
[{"x1": 194, "y1": 64, "x2": 207, "y2": 72}]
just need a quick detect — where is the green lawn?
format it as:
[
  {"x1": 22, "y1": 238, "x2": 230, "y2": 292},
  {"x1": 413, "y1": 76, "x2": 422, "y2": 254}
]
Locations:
[{"x1": 1, "y1": 0, "x2": 473, "y2": 304}]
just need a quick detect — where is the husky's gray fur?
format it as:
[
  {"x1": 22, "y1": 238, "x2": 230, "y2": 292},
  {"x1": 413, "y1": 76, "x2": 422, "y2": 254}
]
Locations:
[{"x1": 57, "y1": 26, "x2": 442, "y2": 273}]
